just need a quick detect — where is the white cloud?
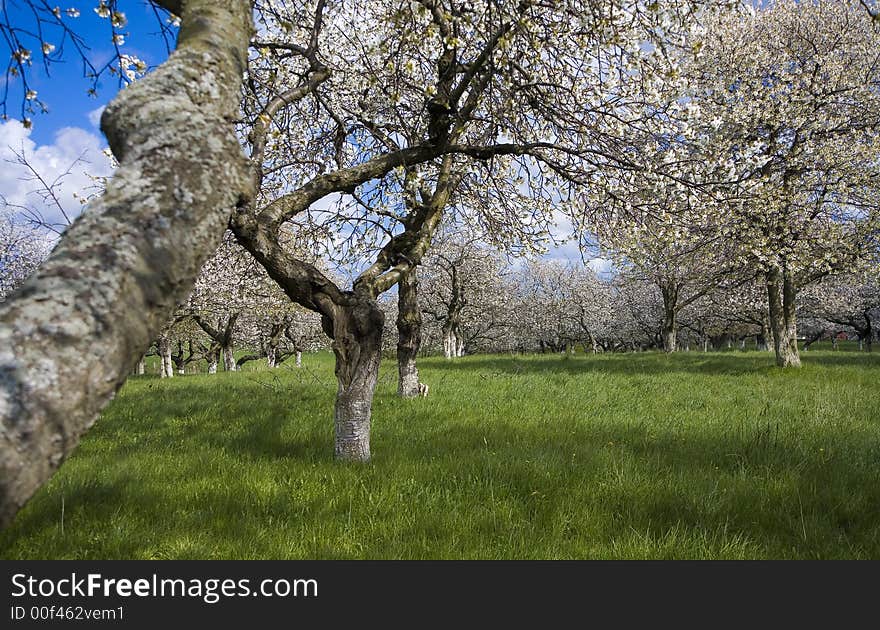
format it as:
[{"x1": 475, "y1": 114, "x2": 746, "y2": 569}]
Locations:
[
  {"x1": 0, "y1": 120, "x2": 113, "y2": 231},
  {"x1": 548, "y1": 208, "x2": 574, "y2": 244},
  {"x1": 87, "y1": 106, "x2": 106, "y2": 129},
  {"x1": 587, "y1": 256, "x2": 614, "y2": 277}
]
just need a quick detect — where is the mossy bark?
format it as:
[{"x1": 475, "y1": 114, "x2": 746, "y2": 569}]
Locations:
[{"x1": 0, "y1": 0, "x2": 253, "y2": 528}]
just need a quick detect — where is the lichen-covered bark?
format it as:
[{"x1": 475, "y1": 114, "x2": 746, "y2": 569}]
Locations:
[
  {"x1": 0, "y1": 0, "x2": 253, "y2": 528},
  {"x1": 330, "y1": 293, "x2": 384, "y2": 462},
  {"x1": 396, "y1": 267, "x2": 423, "y2": 398}
]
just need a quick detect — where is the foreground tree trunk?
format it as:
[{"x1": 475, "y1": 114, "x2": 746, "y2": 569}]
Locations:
[
  {"x1": 330, "y1": 295, "x2": 384, "y2": 462},
  {"x1": 0, "y1": 0, "x2": 252, "y2": 528},
  {"x1": 766, "y1": 266, "x2": 801, "y2": 368},
  {"x1": 396, "y1": 267, "x2": 424, "y2": 398}
]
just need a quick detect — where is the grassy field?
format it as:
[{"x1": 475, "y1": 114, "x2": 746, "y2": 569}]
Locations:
[{"x1": 2, "y1": 349, "x2": 879, "y2": 559}]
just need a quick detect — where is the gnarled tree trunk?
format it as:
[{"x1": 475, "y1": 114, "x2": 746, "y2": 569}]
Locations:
[
  {"x1": 396, "y1": 267, "x2": 423, "y2": 398},
  {"x1": 766, "y1": 266, "x2": 801, "y2": 368},
  {"x1": 0, "y1": 0, "x2": 253, "y2": 528},
  {"x1": 329, "y1": 295, "x2": 384, "y2": 462}
]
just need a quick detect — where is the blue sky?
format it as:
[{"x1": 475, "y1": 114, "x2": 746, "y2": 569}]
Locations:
[{"x1": 3, "y1": 1, "x2": 174, "y2": 144}]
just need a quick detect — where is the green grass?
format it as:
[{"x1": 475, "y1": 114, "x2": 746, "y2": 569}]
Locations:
[{"x1": 2, "y1": 349, "x2": 880, "y2": 559}]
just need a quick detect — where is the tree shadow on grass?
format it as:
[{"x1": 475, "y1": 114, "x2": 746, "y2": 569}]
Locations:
[{"x1": 89, "y1": 376, "x2": 335, "y2": 464}]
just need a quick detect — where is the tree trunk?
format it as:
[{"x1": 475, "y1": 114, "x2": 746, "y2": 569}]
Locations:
[
  {"x1": 396, "y1": 267, "x2": 423, "y2": 398},
  {"x1": 586, "y1": 328, "x2": 598, "y2": 353},
  {"x1": 766, "y1": 266, "x2": 801, "y2": 368},
  {"x1": 222, "y1": 346, "x2": 237, "y2": 372},
  {"x1": 207, "y1": 348, "x2": 219, "y2": 374},
  {"x1": 443, "y1": 326, "x2": 457, "y2": 359},
  {"x1": 266, "y1": 346, "x2": 277, "y2": 369},
  {"x1": 660, "y1": 284, "x2": 678, "y2": 353},
  {"x1": 295, "y1": 351, "x2": 302, "y2": 367},
  {"x1": 331, "y1": 296, "x2": 384, "y2": 462},
  {"x1": 0, "y1": 0, "x2": 252, "y2": 528},
  {"x1": 756, "y1": 324, "x2": 770, "y2": 352},
  {"x1": 662, "y1": 319, "x2": 677, "y2": 353},
  {"x1": 158, "y1": 337, "x2": 174, "y2": 379}
]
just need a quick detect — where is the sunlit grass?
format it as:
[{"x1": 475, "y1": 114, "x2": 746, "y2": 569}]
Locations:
[{"x1": 2, "y1": 349, "x2": 879, "y2": 559}]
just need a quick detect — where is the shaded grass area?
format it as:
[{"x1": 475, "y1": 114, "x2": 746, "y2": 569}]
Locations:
[{"x1": 2, "y1": 350, "x2": 880, "y2": 559}]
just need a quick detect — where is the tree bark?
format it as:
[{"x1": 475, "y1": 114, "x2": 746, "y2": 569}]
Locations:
[
  {"x1": 660, "y1": 282, "x2": 678, "y2": 353},
  {"x1": 443, "y1": 327, "x2": 457, "y2": 359},
  {"x1": 207, "y1": 347, "x2": 219, "y2": 374},
  {"x1": 158, "y1": 336, "x2": 174, "y2": 379},
  {"x1": 756, "y1": 318, "x2": 771, "y2": 351},
  {"x1": 222, "y1": 346, "x2": 237, "y2": 372},
  {"x1": 330, "y1": 295, "x2": 384, "y2": 462},
  {"x1": 396, "y1": 267, "x2": 423, "y2": 398},
  {"x1": 0, "y1": 0, "x2": 252, "y2": 528},
  {"x1": 662, "y1": 318, "x2": 677, "y2": 353},
  {"x1": 766, "y1": 266, "x2": 801, "y2": 368}
]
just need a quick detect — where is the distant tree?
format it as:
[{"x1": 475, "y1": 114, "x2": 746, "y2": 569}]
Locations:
[
  {"x1": 0, "y1": 212, "x2": 49, "y2": 300},
  {"x1": 691, "y1": 0, "x2": 880, "y2": 367}
]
